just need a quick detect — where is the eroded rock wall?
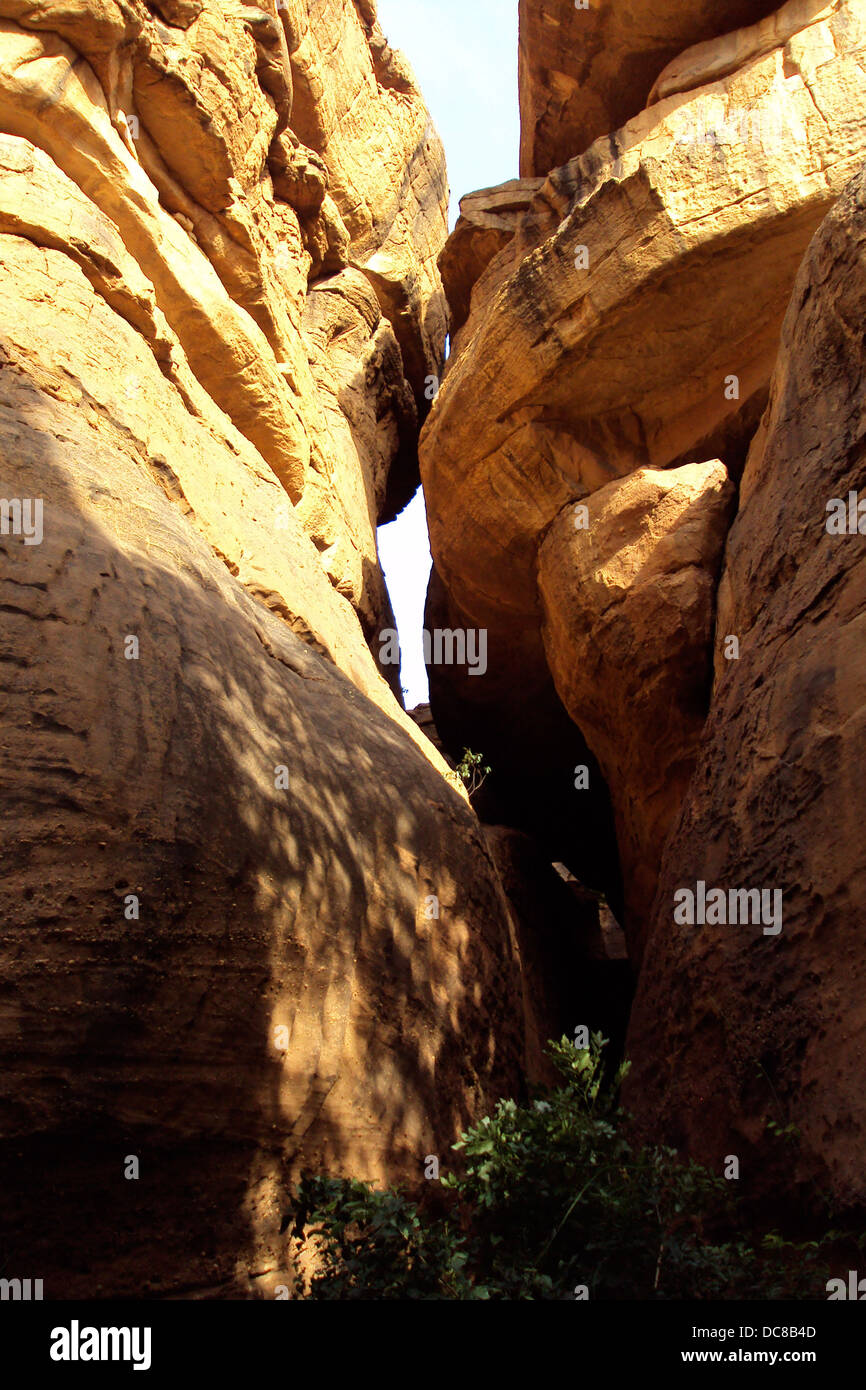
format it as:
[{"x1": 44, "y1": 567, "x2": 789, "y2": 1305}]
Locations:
[
  {"x1": 420, "y1": 0, "x2": 866, "y2": 1213},
  {"x1": 625, "y1": 162, "x2": 866, "y2": 1211},
  {"x1": 518, "y1": 0, "x2": 785, "y2": 176},
  {"x1": 0, "y1": 0, "x2": 527, "y2": 1297},
  {"x1": 423, "y1": 0, "x2": 866, "y2": 959}
]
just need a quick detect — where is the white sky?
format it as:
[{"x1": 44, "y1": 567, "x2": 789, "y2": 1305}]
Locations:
[{"x1": 375, "y1": 0, "x2": 520, "y2": 707}]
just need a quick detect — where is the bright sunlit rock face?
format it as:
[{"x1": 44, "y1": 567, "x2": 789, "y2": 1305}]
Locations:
[{"x1": 517, "y1": 0, "x2": 782, "y2": 175}]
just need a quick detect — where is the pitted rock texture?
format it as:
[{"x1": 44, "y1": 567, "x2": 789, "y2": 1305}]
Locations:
[
  {"x1": 0, "y1": 0, "x2": 448, "y2": 631},
  {"x1": 538, "y1": 464, "x2": 736, "y2": 959},
  {"x1": 438, "y1": 178, "x2": 541, "y2": 340},
  {"x1": 0, "y1": 328, "x2": 526, "y2": 1291},
  {"x1": 624, "y1": 162, "x2": 866, "y2": 1211},
  {"x1": 423, "y1": 0, "x2": 866, "y2": 954},
  {"x1": 0, "y1": 2, "x2": 531, "y2": 1298},
  {"x1": 428, "y1": 0, "x2": 866, "y2": 630},
  {"x1": 518, "y1": 0, "x2": 784, "y2": 176},
  {"x1": 286, "y1": 0, "x2": 449, "y2": 427}
]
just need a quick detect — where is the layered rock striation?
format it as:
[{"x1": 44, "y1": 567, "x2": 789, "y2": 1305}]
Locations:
[
  {"x1": 423, "y1": 0, "x2": 866, "y2": 953},
  {"x1": 423, "y1": 0, "x2": 866, "y2": 1210},
  {"x1": 0, "y1": 0, "x2": 526, "y2": 1297},
  {"x1": 626, "y1": 162, "x2": 866, "y2": 1211},
  {"x1": 5, "y1": 0, "x2": 866, "y2": 1296},
  {"x1": 519, "y1": 0, "x2": 786, "y2": 176}
]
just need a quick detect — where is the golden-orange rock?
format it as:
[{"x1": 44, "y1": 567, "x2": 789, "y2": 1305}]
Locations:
[
  {"x1": 423, "y1": 0, "x2": 866, "y2": 954},
  {"x1": 0, "y1": 2, "x2": 525, "y2": 1300},
  {"x1": 625, "y1": 161, "x2": 866, "y2": 1211},
  {"x1": 518, "y1": 0, "x2": 782, "y2": 176},
  {"x1": 539, "y1": 464, "x2": 735, "y2": 959}
]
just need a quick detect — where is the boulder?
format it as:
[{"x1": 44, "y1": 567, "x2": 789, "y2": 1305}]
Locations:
[{"x1": 538, "y1": 464, "x2": 735, "y2": 958}]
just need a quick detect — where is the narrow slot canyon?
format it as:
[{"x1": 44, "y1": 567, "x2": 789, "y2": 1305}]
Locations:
[{"x1": 2, "y1": 0, "x2": 866, "y2": 1321}]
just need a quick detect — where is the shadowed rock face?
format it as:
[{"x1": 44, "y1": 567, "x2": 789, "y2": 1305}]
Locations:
[
  {"x1": 539, "y1": 464, "x2": 736, "y2": 959},
  {"x1": 0, "y1": 341, "x2": 525, "y2": 1292},
  {"x1": 625, "y1": 162, "x2": 866, "y2": 1214},
  {"x1": 0, "y1": 2, "x2": 530, "y2": 1298},
  {"x1": 483, "y1": 826, "x2": 633, "y2": 1083},
  {"x1": 5, "y1": 0, "x2": 866, "y2": 1298},
  {"x1": 422, "y1": 0, "x2": 866, "y2": 959},
  {"x1": 518, "y1": 0, "x2": 787, "y2": 177}
]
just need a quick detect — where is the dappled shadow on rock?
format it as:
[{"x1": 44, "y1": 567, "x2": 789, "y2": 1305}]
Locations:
[{"x1": 0, "y1": 287, "x2": 526, "y2": 1300}]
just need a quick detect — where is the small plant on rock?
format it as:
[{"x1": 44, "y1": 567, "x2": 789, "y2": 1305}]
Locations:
[{"x1": 455, "y1": 747, "x2": 491, "y2": 798}]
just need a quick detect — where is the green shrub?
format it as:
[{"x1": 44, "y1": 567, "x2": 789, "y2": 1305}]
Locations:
[
  {"x1": 455, "y1": 747, "x2": 491, "y2": 797},
  {"x1": 287, "y1": 1035, "x2": 841, "y2": 1300}
]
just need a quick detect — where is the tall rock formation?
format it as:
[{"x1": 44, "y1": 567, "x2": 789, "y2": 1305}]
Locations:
[
  {"x1": 5, "y1": 0, "x2": 866, "y2": 1299},
  {"x1": 0, "y1": 0, "x2": 526, "y2": 1298},
  {"x1": 423, "y1": 0, "x2": 866, "y2": 954},
  {"x1": 423, "y1": 0, "x2": 866, "y2": 1212},
  {"x1": 626, "y1": 161, "x2": 866, "y2": 1212}
]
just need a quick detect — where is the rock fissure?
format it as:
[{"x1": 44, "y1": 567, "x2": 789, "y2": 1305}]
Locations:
[{"x1": 3, "y1": 0, "x2": 866, "y2": 1301}]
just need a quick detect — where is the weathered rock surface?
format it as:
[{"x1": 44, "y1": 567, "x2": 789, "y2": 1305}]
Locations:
[
  {"x1": 647, "y1": 0, "x2": 841, "y2": 106},
  {"x1": 438, "y1": 178, "x2": 541, "y2": 339},
  {"x1": 518, "y1": 0, "x2": 783, "y2": 176},
  {"x1": 0, "y1": 0, "x2": 448, "y2": 624},
  {"x1": 624, "y1": 162, "x2": 866, "y2": 1211},
  {"x1": 538, "y1": 464, "x2": 735, "y2": 957},
  {"x1": 423, "y1": 0, "x2": 866, "y2": 950},
  {"x1": 428, "y1": 0, "x2": 866, "y2": 625},
  {"x1": 0, "y1": 2, "x2": 531, "y2": 1299},
  {"x1": 286, "y1": 0, "x2": 449, "y2": 427},
  {"x1": 5, "y1": 0, "x2": 866, "y2": 1298},
  {"x1": 301, "y1": 267, "x2": 417, "y2": 644},
  {"x1": 0, "y1": 328, "x2": 525, "y2": 1297}
]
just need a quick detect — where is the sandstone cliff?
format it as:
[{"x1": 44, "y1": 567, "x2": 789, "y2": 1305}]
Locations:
[
  {"x1": 424, "y1": 0, "x2": 866, "y2": 1214},
  {"x1": 5, "y1": 0, "x2": 866, "y2": 1300},
  {"x1": 626, "y1": 160, "x2": 866, "y2": 1212},
  {"x1": 0, "y1": 0, "x2": 526, "y2": 1298},
  {"x1": 424, "y1": 0, "x2": 866, "y2": 953},
  {"x1": 518, "y1": 0, "x2": 782, "y2": 176}
]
